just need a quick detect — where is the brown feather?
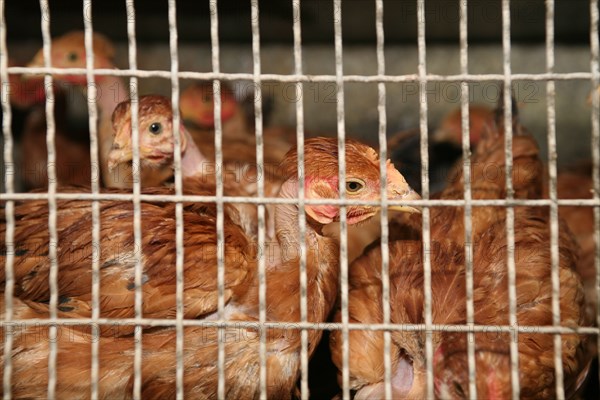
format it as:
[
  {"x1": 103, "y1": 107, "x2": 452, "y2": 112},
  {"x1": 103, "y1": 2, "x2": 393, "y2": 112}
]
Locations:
[
  {"x1": 331, "y1": 116, "x2": 591, "y2": 399},
  {"x1": 1, "y1": 137, "x2": 415, "y2": 399}
]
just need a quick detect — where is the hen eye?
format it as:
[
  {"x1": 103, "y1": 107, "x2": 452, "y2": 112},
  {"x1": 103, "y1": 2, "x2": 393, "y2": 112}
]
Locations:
[
  {"x1": 453, "y1": 381, "x2": 466, "y2": 398},
  {"x1": 67, "y1": 52, "x2": 78, "y2": 62},
  {"x1": 346, "y1": 179, "x2": 365, "y2": 193},
  {"x1": 148, "y1": 122, "x2": 163, "y2": 135}
]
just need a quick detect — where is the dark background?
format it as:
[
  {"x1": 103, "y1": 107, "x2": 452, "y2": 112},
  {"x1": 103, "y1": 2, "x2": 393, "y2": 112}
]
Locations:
[{"x1": 4, "y1": 0, "x2": 594, "y2": 45}]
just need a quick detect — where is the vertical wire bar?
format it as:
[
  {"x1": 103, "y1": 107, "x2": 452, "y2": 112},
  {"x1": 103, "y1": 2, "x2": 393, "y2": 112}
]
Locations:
[
  {"x1": 333, "y1": 1, "x2": 350, "y2": 399},
  {"x1": 416, "y1": 1, "x2": 433, "y2": 398},
  {"x1": 544, "y1": 1, "x2": 565, "y2": 398},
  {"x1": 459, "y1": 1, "x2": 477, "y2": 399},
  {"x1": 589, "y1": 0, "x2": 600, "y2": 383},
  {"x1": 84, "y1": 0, "x2": 102, "y2": 397},
  {"x1": 0, "y1": 1, "x2": 15, "y2": 397},
  {"x1": 374, "y1": 1, "x2": 392, "y2": 399},
  {"x1": 501, "y1": 1, "x2": 521, "y2": 398},
  {"x1": 250, "y1": 1, "x2": 267, "y2": 398},
  {"x1": 38, "y1": 1, "x2": 59, "y2": 397},
  {"x1": 119, "y1": 0, "x2": 144, "y2": 396},
  {"x1": 291, "y1": 1, "x2": 309, "y2": 399},
  {"x1": 166, "y1": 1, "x2": 186, "y2": 398},
  {"x1": 208, "y1": 1, "x2": 226, "y2": 398}
]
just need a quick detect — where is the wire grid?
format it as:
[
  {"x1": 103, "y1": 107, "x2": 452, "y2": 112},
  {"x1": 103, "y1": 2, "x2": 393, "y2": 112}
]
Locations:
[
  {"x1": 0, "y1": 0, "x2": 597, "y2": 399},
  {"x1": 291, "y1": 0, "x2": 310, "y2": 399},
  {"x1": 206, "y1": 1, "x2": 227, "y2": 397},
  {"x1": 0, "y1": 1, "x2": 15, "y2": 398},
  {"x1": 374, "y1": 0, "x2": 393, "y2": 398},
  {"x1": 458, "y1": 0, "x2": 477, "y2": 397},
  {"x1": 415, "y1": 1, "x2": 435, "y2": 397},
  {"x1": 590, "y1": 0, "x2": 600, "y2": 393},
  {"x1": 82, "y1": 0, "x2": 102, "y2": 398},
  {"x1": 501, "y1": 1, "x2": 521, "y2": 398},
  {"x1": 35, "y1": 1, "x2": 59, "y2": 397}
]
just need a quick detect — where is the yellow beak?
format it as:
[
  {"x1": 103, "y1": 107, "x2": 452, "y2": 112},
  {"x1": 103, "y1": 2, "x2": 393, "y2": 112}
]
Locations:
[
  {"x1": 388, "y1": 189, "x2": 422, "y2": 214},
  {"x1": 107, "y1": 147, "x2": 132, "y2": 172}
]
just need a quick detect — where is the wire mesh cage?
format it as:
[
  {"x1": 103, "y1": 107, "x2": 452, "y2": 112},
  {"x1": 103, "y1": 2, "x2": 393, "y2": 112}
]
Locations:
[{"x1": 0, "y1": 0, "x2": 599, "y2": 399}]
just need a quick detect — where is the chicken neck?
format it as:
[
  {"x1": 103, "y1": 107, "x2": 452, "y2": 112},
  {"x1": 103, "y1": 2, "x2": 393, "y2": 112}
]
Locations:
[
  {"x1": 181, "y1": 130, "x2": 209, "y2": 178},
  {"x1": 268, "y1": 179, "x2": 340, "y2": 326},
  {"x1": 95, "y1": 75, "x2": 131, "y2": 187}
]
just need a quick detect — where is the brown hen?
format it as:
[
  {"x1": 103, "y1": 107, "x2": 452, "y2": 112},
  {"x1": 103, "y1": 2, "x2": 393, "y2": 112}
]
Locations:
[
  {"x1": 26, "y1": 31, "x2": 143, "y2": 189},
  {"x1": 431, "y1": 103, "x2": 496, "y2": 148},
  {"x1": 543, "y1": 161, "x2": 598, "y2": 330},
  {"x1": 1, "y1": 57, "x2": 91, "y2": 189},
  {"x1": 330, "y1": 112, "x2": 591, "y2": 398},
  {"x1": 108, "y1": 95, "x2": 283, "y2": 236},
  {"x1": 18, "y1": 89, "x2": 92, "y2": 189},
  {"x1": 180, "y1": 81, "x2": 294, "y2": 166},
  {"x1": 0, "y1": 137, "x2": 420, "y2": 399}
]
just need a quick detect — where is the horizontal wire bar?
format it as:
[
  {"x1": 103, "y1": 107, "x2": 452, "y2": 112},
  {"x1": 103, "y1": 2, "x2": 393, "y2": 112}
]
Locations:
[
  {"x1": 0, "y1": 192, "x2": 598, "y2": 207},
  {"x1": 0, "y1": 318, "x2": 597, "y2": 335},
  {"x1": 7, "y1": 67, "x2": 597, "y2": 83}
]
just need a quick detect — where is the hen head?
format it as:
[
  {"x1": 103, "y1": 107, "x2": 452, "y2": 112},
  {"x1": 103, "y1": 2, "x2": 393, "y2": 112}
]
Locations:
[
  {"x1": 180, "y1": 81, "x2": 238, "y2": 128},
  {"x1": 433, "y1": 333, "x2": 511, "y2": 400},
  {"x1": 108, "y1": 95, "x2": 191, "y2": 171},
  {"x1": 280, "y1": 137, "x2": 421, "y2": 226},
  {"x1": 433, "y1": 104, "x2": 495, "y2": 148},
  {"x1": 26, "y1": 31, "x2": 115, "y2": 84}
]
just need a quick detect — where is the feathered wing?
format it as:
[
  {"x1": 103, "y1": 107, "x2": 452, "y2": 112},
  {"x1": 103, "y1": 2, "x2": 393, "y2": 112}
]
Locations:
[
  {"x1": 0, "y1": 181, "x2": 255, "y2": 328},
  {"x1": 544, "y1": 163, "x2": 598, "y2": 328},
  {"x1": 332, "y1": 109, "x2": 590, "y2": 398}
]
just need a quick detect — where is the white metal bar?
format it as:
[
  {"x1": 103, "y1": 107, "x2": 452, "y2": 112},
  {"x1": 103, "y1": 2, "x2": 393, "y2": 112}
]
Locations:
[
  {"x1": 459, "y1": 2, "x2": 477, "y2": 399},
  {"x1": 291, "y1": 1, "x2": 309, "y2": 399},
  {"x1": 333, "y1": 1, "x2": 350, "y2": 399},
  {"x1": 545, "y1": 1, "x2": 565, "y2": 398},
  {"x1": 83, "y1": 0, "x2": 103, "y2": 397},
  {"x1": 502, "y1": 1, "x2": 521, "y2": 399},
  {"x1": 416, "y1": 1, "x2": 434, "y2": 398},
  {"x1": 208, "y1": 1, "x2": 226, "y2": 398},
  {"x1": 121, "y1": 0, "x2": 144, "y2": 393},
  {"x1": 38, "y1": 1, "x2": 59, "y2": 398},
  {"x1": 589, "y1": 0, "x2": 600, "y2": 384},
  {"x1": 374, "y1": 1, "x2": 392, "y2": 399},
  {"x1": 0, "y1": 318, "x2": 596, "y2": 334},
  {"x1": 2, "y1": 191, "x2": 600, "y2": 207},
  {"x1": 106, "y1": 2, "x2": 144, "y2": 398},
  {"x1": 121, "y1": 0, "x2": 145, "y2": 393},
  {"x1": 166, "y1": 1, "x2": 185, "y2": 399},
  {"x1": 250, "y1": 1, "x2": 268, "y2": 398},
  {"x1": 6, "y1": 66, "x2": 597, "y2": 83},
  {"x1": 0, "y1": 1, "x2": 15, "y2": 397}
]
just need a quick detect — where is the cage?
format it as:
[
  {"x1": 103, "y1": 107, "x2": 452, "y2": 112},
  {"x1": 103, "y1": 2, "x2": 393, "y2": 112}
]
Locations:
[{"x1": 0, "y1": 0, "x2": 599, "y2": 398}]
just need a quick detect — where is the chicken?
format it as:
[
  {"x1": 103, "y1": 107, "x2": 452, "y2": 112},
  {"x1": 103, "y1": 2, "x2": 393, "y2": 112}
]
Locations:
[
  {"x1": 109, "y1": 95, "x2": 287, "y2": 237},
  {"x1": 108, "y1": 95, "x2": 262, "y2": 235},
  {"x1": 431, "y1": 103, "x2": 495, "y2": 148},
  {"x1": 180, "y1": 81, "x2": 293, "y2": 166},
  {"x1": 108, "y1": 95, "x2": 206, "y2": 185},
  {"x1": 387, "y1": 129, "x2": 463, "y2": 195},
  {"x1": 346, "y1": 108, "x2": 485, "y2": 263},
  {"x1": 3, "y1": 58, "x2": 48, "y2": 110},
  {"x1": 435, "y1": 98, "x2": 598, "y2": 326},
  {"x1": 25, "y1": 31, "x2": 139, "y2": 189},
  {"x1": 0, "y1": 136, "x2": 420, "y2": 398},
  {"x1": 18, "y1": 88, "x2": 92, "y2": 189},
  {"x1": 180, "y1": 81, "x2": 249, "y2": 140},
  {"x1": 544, "y1": 161, "x2": 598, "y2": 328},
  {"x1": 330, "y1": 109, "x2": 591, "y2": 398},
  {"x1": 386, "y1": 104, "x2": 495, "y2": 196},
  {"x1": 0, "y1": 59, "x2": 90, "y2": 189}
]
